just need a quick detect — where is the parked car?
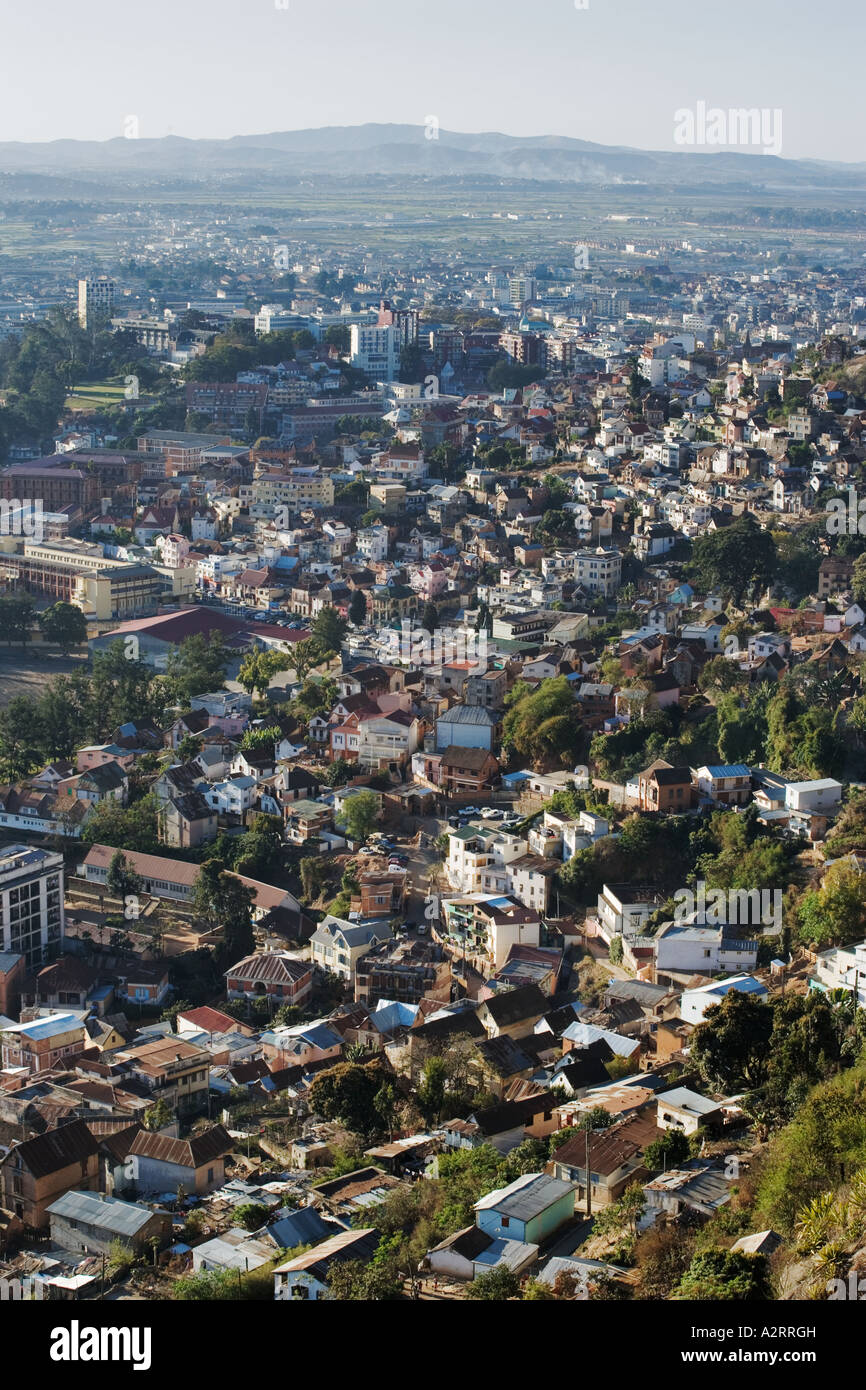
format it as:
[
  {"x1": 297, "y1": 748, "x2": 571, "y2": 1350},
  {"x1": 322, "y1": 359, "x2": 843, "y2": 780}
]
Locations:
[
  {"x1": 416, "y1": 923, "x2": 429, "y2": 936},
  {"x1": 480, "y1": 807, "x2": 502, "y2": 819}
]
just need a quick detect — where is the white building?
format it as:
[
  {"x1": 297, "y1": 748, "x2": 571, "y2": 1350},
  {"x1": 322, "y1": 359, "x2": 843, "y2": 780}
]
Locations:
[
  {"x1": 655, "y1": 924, "x2": 759, "y2": 981},
  {"x1": 0, "y1": 844, "x2": 65, "y2": 970},
  {"x1": 784, "y1": 779, "x2": 843, "y2": 817},
  {"x1": 811, "y1": 939, "x2": 866, "y2": 1007},
  {"x1": 595, "y1": 884, "x2": 661, "y2": 945},
  {"x1": 679, "y1": 975, "x2": 768, "y2": 1024},
  {"x1": 350, "y1": 323, "x2": 398, "y2": 381},
  {"x1": 356, "y1": 525, "x2": 389, "y2": 562},
  {"x1": 573, "y1": 548, "x2": 622, "y2": 597},
  {"x1": 77, "y1": 274, "x2": 115, "y2": 327}
]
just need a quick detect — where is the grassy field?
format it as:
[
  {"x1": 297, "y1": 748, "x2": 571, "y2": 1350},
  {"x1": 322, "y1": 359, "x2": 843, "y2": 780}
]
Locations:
[{"x1": 64, "y1": 377, "x2": 148, "y2": 411}]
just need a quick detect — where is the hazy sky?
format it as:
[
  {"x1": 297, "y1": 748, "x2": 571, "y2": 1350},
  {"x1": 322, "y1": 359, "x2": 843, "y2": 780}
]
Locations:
[{"x1": 0, "y1": 0, "x2": 861, "y2": 161}]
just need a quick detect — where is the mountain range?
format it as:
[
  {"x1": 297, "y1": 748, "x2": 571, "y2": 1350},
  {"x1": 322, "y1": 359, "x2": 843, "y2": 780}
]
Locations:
[{"x1": 1, "y1": 124, "x2": 865, "y2": 192}]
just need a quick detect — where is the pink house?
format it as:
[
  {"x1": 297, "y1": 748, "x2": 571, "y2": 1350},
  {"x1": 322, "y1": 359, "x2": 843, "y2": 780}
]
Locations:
[
  {"x1": 160, "y1": 533, "x2": 191, "y2": 568},
  {"x1": 206, "y1": 714, "x2": 249, "y2": 737},
  {"x1": 409, "y1": 561, "x2": 447, "y2": 601},
  {"x1": 76, "y1": 744, "x2": 136, "y2": 773},
  {"x1": 261, "y1": 1026, "x2": 342, "y2": 1070}
]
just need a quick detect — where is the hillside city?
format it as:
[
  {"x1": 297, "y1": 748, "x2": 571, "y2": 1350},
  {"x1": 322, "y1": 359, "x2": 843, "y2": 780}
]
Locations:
[{"x1": 2, "y1": 160, "x2": 866, "y2": 1314}]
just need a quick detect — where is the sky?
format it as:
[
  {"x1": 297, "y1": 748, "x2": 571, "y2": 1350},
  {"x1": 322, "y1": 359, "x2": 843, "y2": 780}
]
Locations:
[{"x1": 0, "y1": 0, "x2": 861, "y2": 162}]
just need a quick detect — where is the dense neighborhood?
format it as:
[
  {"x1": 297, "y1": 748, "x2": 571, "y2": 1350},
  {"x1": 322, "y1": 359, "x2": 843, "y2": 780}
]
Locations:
[{"x1": 2, "y1": 25, "x2": 866, "y2": 1329}]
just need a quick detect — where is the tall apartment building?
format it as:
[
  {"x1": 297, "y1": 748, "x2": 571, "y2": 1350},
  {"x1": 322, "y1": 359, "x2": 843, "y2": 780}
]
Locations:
[
  {"x1": 377, "y1": 298, "x2": 419, "y2": 350},
  {"x1": 77, "y1": 274, "x2": 116, "y2": 328},
  {"x1": 350, "y1": 323, "x2": 399, "y2": 381},
  {"x1": 508, "y1": 275, "x2": 538, "y2": 306},
  {"x1": 499, "y1": 330, "x2": 546, "y2": 366},
  {"x1": 184, "y1": 381, "x2": 267, "y2": 432},
  {"x1": 0, "y1": 844, "x2": 65, "y2": 970}
]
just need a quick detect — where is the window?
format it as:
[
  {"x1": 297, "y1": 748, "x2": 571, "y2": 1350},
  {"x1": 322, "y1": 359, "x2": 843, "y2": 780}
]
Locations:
[{"x1": 501, "y1": 1216, "x2": 510, "y2": 1229}]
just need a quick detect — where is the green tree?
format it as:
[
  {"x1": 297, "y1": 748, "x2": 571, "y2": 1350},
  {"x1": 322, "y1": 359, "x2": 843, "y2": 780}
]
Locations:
[
  {"x1": 176, "y1": 733, "x2": 201, "y2": 764},
  {"x1": 143, "y1": 1097, "x2": 174, "y2": 1131},
  {"x1": 239, "y1": 724, "x2": 281, "y2": 754},
  {"x1": 0, "y1": 695, "x2": 46, "y2": 779},
  {"x1": 238, "y1": 651, "x2": 290, "y2": 699},
  {"x1": 233, "y1": 1202, "x2": 270, "y2": 1232},
  {"x1": 339, "y1": 789, "x2": 380, "y2": 845},
  {"x1": 797, "y1": 860, "x2": 866, "y2": 949},
  {"x1": 234, "y1": 813, "x2": 284, "y2": 878},
  {"x1": 348, "y1": 589, "x2": 367, "y2": 627},
  {"x1": 324, "y1": 758, "x2": 354, "y2": 787},
  {"x1": 690, "y1": 989, "x2": 774, "y2": 1092},
  {"x1": 106, "y1": 849, "x2": 142, "y2": 900},
  {"x1": 325, "y1": 1256, "x2": 401, "y2": 1301},
  {"x1": 308, "y1": 1062, "x2": 392, "y2": 1139},
  {"x1": 502, "y1": 676, "x2": 583, "y2": 769},
  {"x1": 689, "y1": 514, "x2": 777, "y2": 610},
  {"x1": 38, "y1": 601, "x2": 87, "y2": 654},
  {"x1": 81, "y1": 794, "x2": 160, "y2": 854},
  {"x1": 672, "y1": 1250, "x2": 771, "y2": 1301},
  {"x1": 166, "y1": 632, "x2": 230, "y2": 704},
  {"x1": 465, "y1": 1266, "x2": 521, "y2": 1300},
  {"x1": 374, "y1": 1081, "x2": 398, "y2": 1140},
  {"x1": 643, "y1": 1129, "x2": 691, "y2": 1172},
  {"x1": 416, "y1": 1056, "x2": 448, "y2": 1126},
  {"x1": 193, "y1": 862, "x2": 255, "y2": 962},
  {"x1": 0, "y1": 594, "x2": 35, "y2": 648},
  {"x1": 90, "y1": 641, "x2": 157, "y2": 739},
  {"x1": 311, "y1": 606, "x2": 348, "y2": 653}
]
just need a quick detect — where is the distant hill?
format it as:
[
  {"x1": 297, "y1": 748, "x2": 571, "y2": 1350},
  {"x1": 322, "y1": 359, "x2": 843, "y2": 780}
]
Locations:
[{"x1": 1, "y1": 124, "x2": 865, "y2": 192}]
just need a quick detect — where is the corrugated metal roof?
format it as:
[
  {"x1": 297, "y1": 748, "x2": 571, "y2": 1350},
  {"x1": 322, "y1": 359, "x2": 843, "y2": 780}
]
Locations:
[
  {"x1": 475, "y1": 1172, "x2": 574, "y2": 1220},
  {"x1": 46, "y1": 1190, "x2": 161, "y2": 1237}
]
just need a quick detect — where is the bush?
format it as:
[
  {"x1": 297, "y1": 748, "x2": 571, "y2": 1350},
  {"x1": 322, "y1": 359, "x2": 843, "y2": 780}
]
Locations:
[{"x1": 234, "y1": 1202, "x2": 271, "y2": 1232}]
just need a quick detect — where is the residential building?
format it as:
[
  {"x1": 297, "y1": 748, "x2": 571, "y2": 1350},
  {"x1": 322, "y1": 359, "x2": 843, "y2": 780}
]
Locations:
[
  {"x1": 113, "y1": 1036, "x2": 210, "y2": 1114},
  {"x1": 474, "y1": 1172, "x2": 575, "y2": 1243},
  {"x1": 46, "y1": 1190, "x2": 171, "y2": 1256},
  {"x1": 0, "y1": 1120, "x2": 101, "y2": 1228},
  {"x1": 309, "y1": 916, "x2": 393, "y2": 982},
  {"x1": 274, "y1": 1228, "x2": 380, "y2": 1300},
  {"x1": 77, "y1": 274, "x2": 115, "y2": 327},
  {"x1": 225, "y1": 952, "x2": 313, "y2": 1008},
  {"x1": 0, "y1": 844, "x2": 65, "y2": 970}
]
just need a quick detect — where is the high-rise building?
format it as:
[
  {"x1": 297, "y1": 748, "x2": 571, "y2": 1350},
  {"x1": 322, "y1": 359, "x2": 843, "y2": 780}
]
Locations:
[
  {"x1": 77, "y1": 274, "x2": 116, "y2": 327},
  {"x1": 0, "y1": 844, "x2": 65, "y2": 970},
  {"x1": 508, "y1": 275, "x2": 538, "y2": 307},
  {"x1": 350, "y1": 322, "x2": 399, "y2": 381},
  {"x1": 377, "y1": 298, "x2": 419, "y2": 350}
]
